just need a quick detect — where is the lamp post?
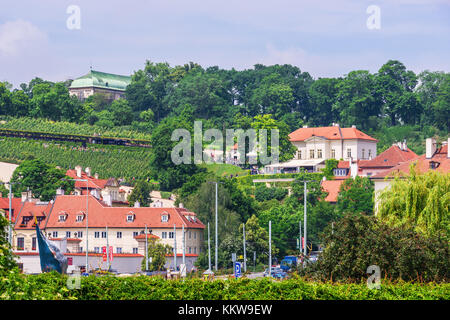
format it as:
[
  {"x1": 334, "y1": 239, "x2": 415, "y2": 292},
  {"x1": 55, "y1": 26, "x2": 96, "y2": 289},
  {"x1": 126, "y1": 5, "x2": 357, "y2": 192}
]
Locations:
[
  {"x1": 1, "y1": 181, "x2": 21, "y2": 247},
  {"x1": 63, "y1": 178, "x2": 89, "y2": 273},
  {"x1": 208, "y1": 181, "x2": 222, "y2": 271}
]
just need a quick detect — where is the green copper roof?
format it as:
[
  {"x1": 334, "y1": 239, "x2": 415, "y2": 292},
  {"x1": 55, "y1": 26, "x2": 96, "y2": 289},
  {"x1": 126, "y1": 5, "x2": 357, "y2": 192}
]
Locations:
[{"x1": 69, "y1": 70, "x2": 131, "y2": 91}]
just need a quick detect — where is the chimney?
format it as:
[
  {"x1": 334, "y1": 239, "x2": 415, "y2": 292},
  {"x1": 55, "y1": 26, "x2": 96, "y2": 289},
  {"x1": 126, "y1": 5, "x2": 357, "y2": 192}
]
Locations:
[
  {"x1": 179, "y1": 203, "x2": 184, "y2": 208},
  {"x1": 303, "y1": 125, "x2": 308, "y2": 128},
  {"x1": 402, "y1": 139, "x2": 407, "y2": 151},
  {"x1": 21, "y1": 192, "x2": 28, "y2": 202},
  {"x1": 75, "y1": 165, "x2": 82, "y2": 178},
  {"x1": 134, "y1": 201, "x2": 140, "y2": 208},
  {"x1": 350, "y1": 160, "x2": 358, "y2": 178},
  {"x1": 85, "y1": 167, "x2": 91, "y2": 177},
  {"x1": 351, "y1": 125, "x2": 356, "y2": 128},
  {"x1": 94, "y1": 173, "x2": 99, "y2": 180},
  {"x1": 56, "y1": 188, "x2": 65, "y2": 196},
  {"x1": 397, "y1": 141, "x2": 402, "y2": 149},
  {"x1": 103, "y1": 193, "x2": 112, "y2": 207},
  {"x1": 426, "y1": 138, "x2": 436, "y2": 159}
]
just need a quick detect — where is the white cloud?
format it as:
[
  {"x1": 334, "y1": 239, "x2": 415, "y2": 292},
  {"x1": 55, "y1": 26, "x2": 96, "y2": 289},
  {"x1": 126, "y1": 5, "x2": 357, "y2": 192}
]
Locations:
[{"x1": 0, "y1": 19, "x2": 48, "y2": 57}]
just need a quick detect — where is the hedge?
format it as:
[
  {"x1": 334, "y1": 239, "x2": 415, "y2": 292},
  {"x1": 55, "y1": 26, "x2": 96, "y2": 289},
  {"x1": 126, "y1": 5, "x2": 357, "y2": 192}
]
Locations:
[{"x1": 1, "y1": 272, "x2": 448, "y2": 300}]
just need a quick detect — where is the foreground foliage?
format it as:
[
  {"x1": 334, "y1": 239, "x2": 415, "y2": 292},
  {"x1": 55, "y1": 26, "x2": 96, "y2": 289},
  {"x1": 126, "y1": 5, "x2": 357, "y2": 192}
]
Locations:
[{"x1": 0, "y1": 272, "x2": 448, "y2": 300}]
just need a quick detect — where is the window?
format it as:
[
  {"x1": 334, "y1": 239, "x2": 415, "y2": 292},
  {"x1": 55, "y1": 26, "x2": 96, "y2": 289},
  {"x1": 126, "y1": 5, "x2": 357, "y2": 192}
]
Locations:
[
  {"x1": 189, "y1": 231, "x2": 192, "y2": 239},
  {"x1": 77, "y1": 231, "x2": 83, "y2": 238},
  {"x1": 127, "y1": 215, "x2": 134, "y2": 222},
  {"x1": 133, "y1": 248, "x2": 138, "y2": 254},
  {"x1": 194, "y1": 232, "x2": 196, "y2": 239},
  {"x1": 17, "y1": 237, "x2": 24, "y2": 250},
  {"x1": 297, "y1": 150, "x2": 302, "y2": 160},
  {"x1": 79, "y1": 247, "x2": 83, "y2": 253},
  {"x1": 169, "y1": 232, "x2": 175, "y2": 239},
  {"x1": 347, "y1": 148, "x2": 352, "y2": 158},
  {"x1": 58, "y1": 215, "x2": 67, "y2": 222},
  {"x1": 309, "y1": 149, "x2": 315, "y2": 159},
  {"x1": 362, "y1": 149, "x2": 365, "y2": 159},
  {"x1": 117, "y1": 232, "x2": 122, "y2": 239},
  {"x1": 194, "y1": 247, "x2": 197, "y2": 254},
  {"x1": 161, "y1": 214, "x2": 168, "y2": 222},
  {"x1": 102, "y1": 232, "x2": 107, "y2": 238},
  {"x1": 162, "y1": 232, "x2": 167, "y2": 239},
  {"x1": 76, "y1": 215, "x2": 84, "y2": 222},
  {"x1": 52, "y1": 231, "x2": 58, "y2": 238},
  {"x1": 32, "y1": 237, "x2": 36, "y2": 250},
  {"x1": 66, "y1": 231, "x2": 71, "y2": 238},
  {"x1": 188, "y1": 247, "x2": 191, "y2": 254},
  {"x1": 116, "y1": 247, "x2": 122, "y2": 254},
  {"x1": 317, "y1": 149, "x2": 323, "y2": 158},
  {"x1": 368, "y1": 149, "x2": 372, "y2": 159},
  {"x1": 333, "y1": 168, "x2": 348, "y2": 177},
  {"x1": 94, "y1": 247, "x2": 100, "y2": 253},
  {"x1": 94, "y1": 232, "x2": 100, "y2": 238},
  {"x1": 331, "y1": 149, "x2": 336, "y2": 159},
  {"x1": 133, "y1": 231, "x2": 139, "y2": 237}
]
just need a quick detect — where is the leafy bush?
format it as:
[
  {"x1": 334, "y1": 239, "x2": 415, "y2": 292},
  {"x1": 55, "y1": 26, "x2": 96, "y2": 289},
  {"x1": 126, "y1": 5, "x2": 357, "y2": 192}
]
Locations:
[
  {"x1": 0, "y1": 272, "x2": 448, "y2": 300},
  {"x1": 301, "y1": 213, "x2": 450, "y2": 283},
  {"x1": 254, "y1": 185, "x2": 288, "y2": 202}
]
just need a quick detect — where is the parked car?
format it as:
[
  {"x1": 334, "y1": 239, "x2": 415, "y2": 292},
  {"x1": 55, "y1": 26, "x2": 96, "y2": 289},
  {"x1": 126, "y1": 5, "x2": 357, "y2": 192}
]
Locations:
[{"x1": 264, "y1": 267, "x2": 287, "y2": 279}]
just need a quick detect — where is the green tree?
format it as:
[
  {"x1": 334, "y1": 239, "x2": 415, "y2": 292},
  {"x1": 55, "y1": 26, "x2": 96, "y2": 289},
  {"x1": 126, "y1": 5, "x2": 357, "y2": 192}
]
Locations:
[
  {"x1": 333, "y1": 70, "x2": 381, "y2": 131},
  {"x1": 10, "y1": 158, "x2": 74, "y2": 201},
  {"x1": 308, "y1": 77, "x2": 340, "y2": 126},
  {"x1": 0, "y1": 214, "x2": 18, "y2": 275},
  {"x1": 141, "y1": 238, "x2": 172, "y2": 271},
  {"x1": 336, "y1": 176, "x2": 374, "y2": 215},
  {"x1": 377, "y1": 164, "x2": 449, "y2": 237},
  {"x1": 108, "y1": 98, "x2": 133, "y2": 126},
  {"x1": 128, "y1": 180, "x2": 152, "y2": 207}
]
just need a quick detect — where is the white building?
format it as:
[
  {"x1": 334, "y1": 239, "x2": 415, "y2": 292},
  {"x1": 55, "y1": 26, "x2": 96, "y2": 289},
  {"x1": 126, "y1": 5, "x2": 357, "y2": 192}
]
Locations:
[{"x1": 265, "y1": 124, "x2": 378, "y2": 174}]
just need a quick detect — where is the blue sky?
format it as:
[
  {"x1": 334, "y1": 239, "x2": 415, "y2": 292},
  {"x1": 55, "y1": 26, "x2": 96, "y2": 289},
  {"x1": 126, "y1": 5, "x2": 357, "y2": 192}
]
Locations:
[{"x1": 1, "y1": 0, "x2": 449, "y2": 87}]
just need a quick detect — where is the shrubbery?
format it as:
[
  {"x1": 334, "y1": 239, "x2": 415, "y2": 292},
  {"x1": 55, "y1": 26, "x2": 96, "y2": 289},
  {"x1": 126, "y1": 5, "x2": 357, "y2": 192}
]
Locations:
[
  {"x1": 0, "y1": 272, "x2": 448, "y2": 300},
  {"x1": 301, "y1": 213, "x2": 450, "y2": 283}
]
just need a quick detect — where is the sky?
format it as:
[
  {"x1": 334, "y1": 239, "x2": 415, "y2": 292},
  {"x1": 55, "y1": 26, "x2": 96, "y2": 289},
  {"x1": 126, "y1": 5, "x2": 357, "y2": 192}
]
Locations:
[{"x1": 0, "y1": 0, "x2": 449, "y2": 87}]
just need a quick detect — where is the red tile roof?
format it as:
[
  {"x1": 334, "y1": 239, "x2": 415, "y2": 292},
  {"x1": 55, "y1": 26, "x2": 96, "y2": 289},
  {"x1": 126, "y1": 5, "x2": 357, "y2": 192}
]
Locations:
[
  {"x1": 372, "y1": 144, "x2": 449, "y2": 179},
  {"x1": 0, "y1": 197, "x2": 23, "y2": 222},
  {"x1": 44, "y1": 195, "x2": 205, "y2": 230},
  {"x1": 14, "y1": 200, "x2": 51, "y2": 230},
  {"x1": 360, "y1": 145, "x2": 418, "y2": 168},
  {"x1": 321, "y1": 180, "x2": 345, "y2": 202},
  {"x1": 66, "y1": 169, "x2": 109, "y2": 189},
  {"x1": 289, "y1": 126, "x2": 377, "y2": 142},
  {"x1": 134, "y1": 233, "x2": 160, "y2": 240}
]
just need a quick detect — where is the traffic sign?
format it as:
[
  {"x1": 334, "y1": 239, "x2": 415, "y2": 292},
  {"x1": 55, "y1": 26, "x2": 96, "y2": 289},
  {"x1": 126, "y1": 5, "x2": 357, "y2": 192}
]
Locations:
[{"x1": 234, "y1": 262, "x2": 242, "y2": 278}]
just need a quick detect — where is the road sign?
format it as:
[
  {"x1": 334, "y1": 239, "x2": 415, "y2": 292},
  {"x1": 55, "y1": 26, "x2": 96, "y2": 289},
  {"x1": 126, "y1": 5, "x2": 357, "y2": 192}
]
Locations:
[{"x1": 234, "y1": 262, "x2": 242, "y2": 278}]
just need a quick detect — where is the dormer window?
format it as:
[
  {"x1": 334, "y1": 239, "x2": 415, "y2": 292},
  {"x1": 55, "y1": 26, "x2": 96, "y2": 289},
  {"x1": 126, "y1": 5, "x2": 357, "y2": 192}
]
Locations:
[
  {"x1": 161, "y1": 214, "x2": 169, "y2": 222},
  {"x1": 429, "y1": 161, "x2": 440, "y2": 170},
  {"x1": 127, "y1": 214, "x2": 135, "y2": 222},
  {"x1": 58, "y1": 214, "x2": 67, "y2": 222},
  {"x1": 76, "y1": 214, "x2": 85, "y2": 222}
]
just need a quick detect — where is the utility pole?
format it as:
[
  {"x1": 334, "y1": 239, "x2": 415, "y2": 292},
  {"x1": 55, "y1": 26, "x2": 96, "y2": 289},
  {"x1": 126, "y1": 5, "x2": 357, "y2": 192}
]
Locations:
[
  {"x1": 182, "y1": 224, "x2": 185, "y2": 266},
  {"x1": 215, "y1": 182, "x2": 218, "y2": 271},
  {"x1": 8, "y1": 183, "x2": 12, "y2": 246},
  {"x1": 208, "y1": 222, "x2": 211, "y2": 271},
  {"x1": 269, "y1": 220, "x2": 272, "y2": 277},
  {"x1": 106, "y1": 225, "x2": 109, "y2": 271},
  {"x1": 299, "y1": 220, "x2": 302, "y2": 256},
  {"x1": 173, "y1": 224, "x2": 177, "y2": 271},
  {"x1": 145, "y1": 224, "x2": 148, "y2": 271},
  {"x1": 243, "y1": 223, "x2": 247, "y2": 272},
  {"x1": 303, "y1": 181, "x2": 307, "y2": 262}
]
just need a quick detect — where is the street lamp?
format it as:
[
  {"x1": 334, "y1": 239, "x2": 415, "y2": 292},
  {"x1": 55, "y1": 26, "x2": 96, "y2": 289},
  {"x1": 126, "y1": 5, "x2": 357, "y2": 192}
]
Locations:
[
  {"x1": 0, "y1": 181, "x2": 21, "y2": 246},
  {"x1": 208, "y1": 181, "x2": 223, "y2": 271},
  {"x1": 62, "y1": 178, "x2": 89, "y2": 273}
]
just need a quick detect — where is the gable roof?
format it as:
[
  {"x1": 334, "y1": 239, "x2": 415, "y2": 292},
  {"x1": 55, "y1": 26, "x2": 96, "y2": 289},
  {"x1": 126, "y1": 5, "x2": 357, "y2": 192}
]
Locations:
[
  {"x1": 0, "y1": 197, "x2": 23, "y2": 223},
  {"x1": 66, "y1": 169, "x2": 109, "y2": 189},
  {"x1": 289, "y1": 126, "x2": 377, "y2": 142},
  {"x1": 360, "y1": 145, "x2": 418, "y2": 168},
  {"x1": 69, "y1": 70, "x2": 131, "y2": 91},
  {"x1": 371, "y1": 144, "x2": 449, "y2": 179},
  {"x1": 44, "y1": 195, "x2": 205, "y2": 230}
]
